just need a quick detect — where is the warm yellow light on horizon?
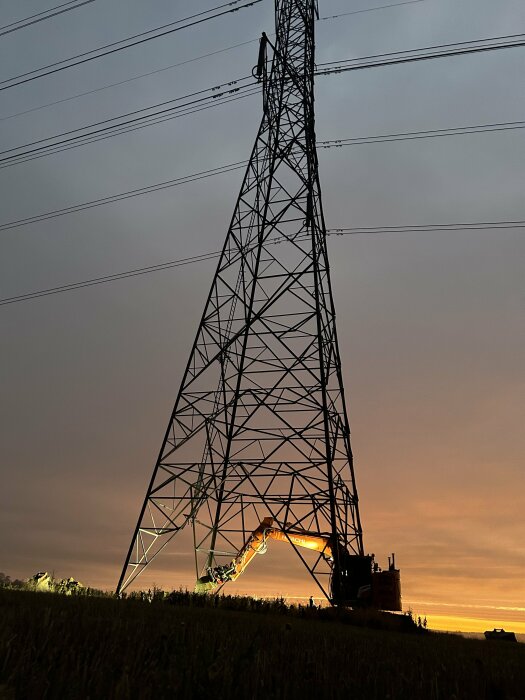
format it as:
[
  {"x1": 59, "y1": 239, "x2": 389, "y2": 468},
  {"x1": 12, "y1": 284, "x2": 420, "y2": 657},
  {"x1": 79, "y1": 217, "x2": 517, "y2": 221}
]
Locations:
[{"x1": 424, "y1": 614, "x2": 525, "y2": 636}]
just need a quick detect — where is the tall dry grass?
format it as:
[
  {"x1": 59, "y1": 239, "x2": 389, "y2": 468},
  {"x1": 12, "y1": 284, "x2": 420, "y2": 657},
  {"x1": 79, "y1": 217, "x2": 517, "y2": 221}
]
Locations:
[{"x1": 0, "y1": 588, "x2": 523, "y2": 699}]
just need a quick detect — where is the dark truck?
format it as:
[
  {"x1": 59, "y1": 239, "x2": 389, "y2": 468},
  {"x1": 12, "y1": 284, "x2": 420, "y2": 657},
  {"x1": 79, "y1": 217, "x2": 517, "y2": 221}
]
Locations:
[{"x1": 484, "y1": 628, "x2": 517, "y2": 642}]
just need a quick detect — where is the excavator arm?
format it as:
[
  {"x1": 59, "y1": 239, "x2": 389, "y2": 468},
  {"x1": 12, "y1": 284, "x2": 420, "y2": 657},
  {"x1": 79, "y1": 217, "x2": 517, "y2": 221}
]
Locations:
[{"x1": 195, "y1": 517, "x2": 332, "y2": 593}]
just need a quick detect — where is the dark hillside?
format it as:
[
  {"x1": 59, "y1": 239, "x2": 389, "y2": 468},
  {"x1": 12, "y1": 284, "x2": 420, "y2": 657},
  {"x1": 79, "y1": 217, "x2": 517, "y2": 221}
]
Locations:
[{"x1": 1, "y1": 589, "x2": 523, "y2": 699}]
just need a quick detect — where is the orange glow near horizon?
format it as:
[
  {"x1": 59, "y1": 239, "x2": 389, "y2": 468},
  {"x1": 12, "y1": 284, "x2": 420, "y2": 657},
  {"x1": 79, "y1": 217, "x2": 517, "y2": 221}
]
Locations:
[{"x1": 422, "y1": 615, "x2": 525, "y2": 636}]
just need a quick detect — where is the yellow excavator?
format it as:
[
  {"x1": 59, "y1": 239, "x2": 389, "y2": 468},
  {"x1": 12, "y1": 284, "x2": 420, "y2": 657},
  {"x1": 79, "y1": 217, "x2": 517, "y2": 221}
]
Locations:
[{"x1": 195, "y1": 517, "x2": 401, "y2": 611}]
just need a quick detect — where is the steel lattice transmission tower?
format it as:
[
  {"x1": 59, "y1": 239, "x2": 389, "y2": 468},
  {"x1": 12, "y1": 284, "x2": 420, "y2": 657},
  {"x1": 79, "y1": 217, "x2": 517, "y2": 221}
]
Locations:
[{"x1": 118, "y1": 0, "x2": 376, "y2": 605}]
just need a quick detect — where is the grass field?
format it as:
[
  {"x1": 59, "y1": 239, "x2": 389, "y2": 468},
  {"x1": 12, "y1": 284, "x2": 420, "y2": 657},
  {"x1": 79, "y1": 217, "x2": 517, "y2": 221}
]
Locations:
[{"x1": 1, "y1": 589, "x2": 524, "y2": 699}]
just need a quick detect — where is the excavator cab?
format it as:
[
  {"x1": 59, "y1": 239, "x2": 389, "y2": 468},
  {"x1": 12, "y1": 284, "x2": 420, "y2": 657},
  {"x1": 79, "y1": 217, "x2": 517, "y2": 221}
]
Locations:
[
  {"x1": 332, "y1": 551, "x2": 402, "y2": 611},
  {"x1": 332, "y1": 553, "x2": 373, "y2": 605}
]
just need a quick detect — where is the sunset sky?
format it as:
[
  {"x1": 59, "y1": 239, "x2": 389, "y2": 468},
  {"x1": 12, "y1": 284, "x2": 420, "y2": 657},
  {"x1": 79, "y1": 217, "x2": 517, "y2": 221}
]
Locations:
[{"x1": 1, "y1": 0, "x2": 524, "y2": 635}]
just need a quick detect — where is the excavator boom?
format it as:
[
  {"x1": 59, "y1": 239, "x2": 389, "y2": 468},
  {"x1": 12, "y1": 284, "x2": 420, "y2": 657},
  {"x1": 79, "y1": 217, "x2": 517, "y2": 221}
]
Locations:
[{"x1": 195, "y1": 518, "x2": 332, "y2": 593}]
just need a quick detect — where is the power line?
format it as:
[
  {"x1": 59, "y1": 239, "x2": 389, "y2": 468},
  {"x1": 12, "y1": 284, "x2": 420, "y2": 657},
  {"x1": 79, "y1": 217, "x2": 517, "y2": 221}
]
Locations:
[
  {"x1": 318, "y1": 0, "x2": 426, "y2": 21},
  {"x1": 3, "y1": 91, "x2": 259, "y2": 170},
  {"x1": 2, "y1": 220, "x2": 523, "y2": 307},
  {"x1": 4, "y1": 30, "x2": 522, "y2": 167},
  {"x1": 0, "y1": 108, "x2": 525, "y2": 183},
  {"x1": 0, "y1": 76, "x2": 251, "y2": 155},
  {"x1": 0, "y1": 0, "x2": 428, "y2": 121},
  {"x1": 0, "y1": 88, "x2": 259, "y2": 169},
  {"x1": 318, "y1": 121, "x2": 525, "y2": 148},
  {"x1": 319, "y1": 32, "x2": 525, "y2": 66},
  {"x1": 0, "y1": 75, "x2": 253, "y2": 157},
  {"x1": 326, "y1": 221, "x2": 525, "y2": 234},
  {"x1": 0, "y1": 0, "x2": 263, "y2": 92},
  {"x1": 0, "y1": 39, "x2": 257, "y2": 123},
  {"x1": 0, "y1": 250, "x2": 224, "y2": 306},
  {"x1": 0, "y1": 161, "x2": 248, "y2": 232},
  {"x1": 317, "y1": 33, "x2": 525, "y2": 75},
  {"x1": 0, "y1": 80, "x2": 258, "y2": 169},
  {"x1": 0, "y1": 0, "x2": 95, "y2": 38},
  {"x1": 1, "y1": 118, "x2": 522, "y2": 228},
  {"x1": 0, "y1": 90, "x2": 259, "y2": 170},
  {"x1": 3, "y1": 76, "x2": 522, "y2": 171},
  {"x1": 3, "y1": 31, "x2": 523, "y2": 166}
]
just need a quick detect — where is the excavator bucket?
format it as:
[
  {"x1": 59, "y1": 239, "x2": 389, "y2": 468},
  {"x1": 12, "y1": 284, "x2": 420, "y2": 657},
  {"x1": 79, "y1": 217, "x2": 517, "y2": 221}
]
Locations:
[{"x1": 194, "y1": 575, "x2": 218, "y2": 593}]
